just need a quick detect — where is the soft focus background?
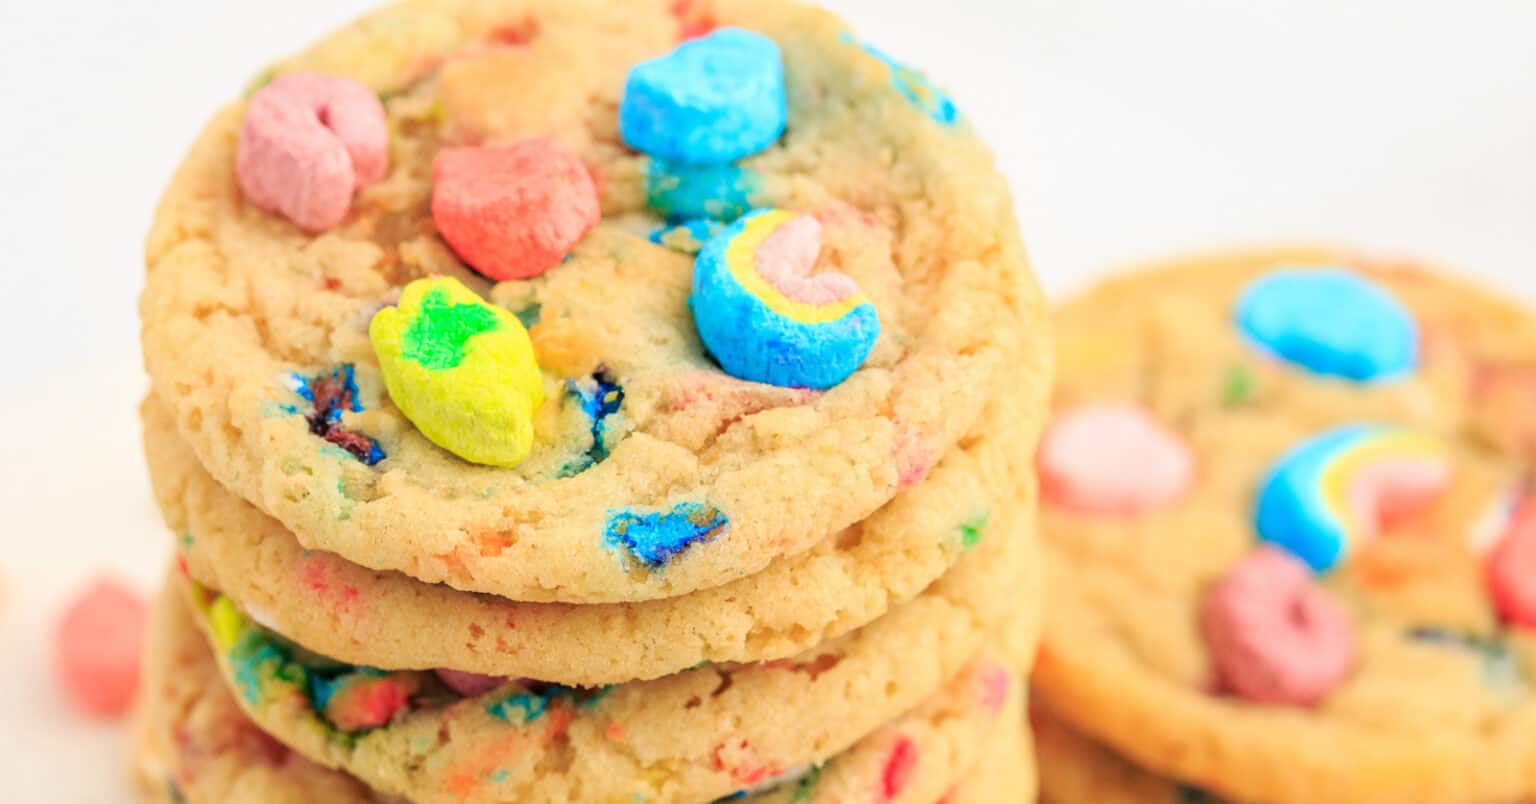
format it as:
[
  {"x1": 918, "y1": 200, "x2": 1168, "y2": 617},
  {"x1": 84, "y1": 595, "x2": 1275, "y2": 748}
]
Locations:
[{"x1": 1, "y1": 0, "x2": 1533, "y2": 796}]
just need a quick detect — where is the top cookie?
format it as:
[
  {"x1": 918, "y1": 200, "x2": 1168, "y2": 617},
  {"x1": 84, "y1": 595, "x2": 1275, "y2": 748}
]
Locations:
[
  {"x1": 1035, "y1": 250, "x2": 1536, "y2": 804},
  {"x1": 140, "y1": 0, "x2": 1042, "y2": 603}
]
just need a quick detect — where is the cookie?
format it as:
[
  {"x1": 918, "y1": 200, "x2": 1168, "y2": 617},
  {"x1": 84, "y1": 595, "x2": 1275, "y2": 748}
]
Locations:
[
  {"x1": 1033, "y1": 705, "x2": 1193, "y2": 804},
  {"x1": 1035, "y1": 250, "x2": 1536, "y2": 804},
  {"x1": 170, "y1": 500, "x2": 1036, "y2": 803},
  {"x1": 142, "y1": 386, "x2": 1033, "y2": 684},
  {"x1": 136, "y1": 573, "x2": 1030, "y2": 804},
  {"x1": 140, "y1": 0, "x2": 1045, "y2": 604}
]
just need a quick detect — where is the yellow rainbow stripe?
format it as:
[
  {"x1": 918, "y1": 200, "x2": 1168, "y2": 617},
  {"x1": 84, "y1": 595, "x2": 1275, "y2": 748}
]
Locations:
[
  {"x1": 1317, "y1": 430, "x2": 1445, "y2": 546},
  {"x1": 725, "y1": 210, "x2": 868, "y2": 325}
]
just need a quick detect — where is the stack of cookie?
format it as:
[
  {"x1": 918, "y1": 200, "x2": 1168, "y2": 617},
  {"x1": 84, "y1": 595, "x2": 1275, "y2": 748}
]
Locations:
[
  {"x1": 1033, "y1": 252, "x2": 1536, "y2": 804},
  {"x1": 133, "y1": 1, "x2": 1050, "y2": 802}
]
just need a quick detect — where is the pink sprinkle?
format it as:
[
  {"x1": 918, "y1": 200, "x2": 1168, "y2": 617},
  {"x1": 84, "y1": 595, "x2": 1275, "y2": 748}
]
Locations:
[
  {"x1": 434, "y1": 668, "x2": 506, "y2": 698},
  {"x1": 236, "y1": 73, "x2": 389, "y2": 232},
  {"x1": 1201, "y1": 547, "x2": 1358, "y2": 706},
  {"x1": 1490, "y1": 500, "x2": 1536, "y2": 628},
  {"x1": 53, "y1": 577, "x2": 147, "y2": 718},
  {"x1": 1039, "y1": 402, "x2": 1194, "y2": 514},
  {"x1": 432, "y1": 138, "x2": 600, "y2": 281},
  {"x1": 978, "y1": 664, "x2": 1010, "y2": 715},
  {"x1": 880, "y1": 736, "x2": 919, "y2": 800},
  {"x1": 753, "y1": 215, "x2": 861, "y2": 306},
  {"x1": 328, "y1": 676, "x2": 415, "y2": 732}
]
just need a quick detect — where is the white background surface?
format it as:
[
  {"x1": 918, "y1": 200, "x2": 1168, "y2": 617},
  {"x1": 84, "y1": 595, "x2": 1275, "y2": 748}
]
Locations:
[{"x1": 1, "y1": 0, "x2": 1534, "y2": 798}]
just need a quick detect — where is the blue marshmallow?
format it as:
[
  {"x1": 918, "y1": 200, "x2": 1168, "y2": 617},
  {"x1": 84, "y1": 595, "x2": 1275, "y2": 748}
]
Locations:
[
  {"x1": 1236, "y1": 269, "x2": 1418, "y2": 383},
  {"x1": 620, "y1": 28, "x2": 787, "y2": 165}
]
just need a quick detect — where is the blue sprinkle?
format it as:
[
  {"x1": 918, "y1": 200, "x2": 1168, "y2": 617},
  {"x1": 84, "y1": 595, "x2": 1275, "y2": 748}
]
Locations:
[
  {"x1": 486, "y1": 692, "x2": 549, "y2": 723},
  {"x1": 568, "y1": 374, "x2": 626, "y2": 469},
  {"x1": 604, "y1": 502, "x2": 728, "y2": 567},
  {"x1": 849, "y1": 36, "x2": 960, "y2": 126},
  {"x1": 491, "y1": 769, "x2": 511, "y2": 784},
  {"x1": 646, "y1": 159, "x2": 763, "y2": 222},
  {"x1": 1236, "y1": 269, "x2": 1418, "y2": 383},
  {"x1": 650, "y1": 218, "x2": 729, "y2": 254},
  {"x1": 621, "y1": 28, "x2": 787, "y2": 165},
  {"x1": 230, "y1": 632, "x2": 291, "y2": 706}
]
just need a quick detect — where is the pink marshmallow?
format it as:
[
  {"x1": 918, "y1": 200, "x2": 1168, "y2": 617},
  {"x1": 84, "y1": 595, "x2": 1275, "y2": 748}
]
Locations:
[
  {"x1": 1347, "y1": 457, "x2": 1450, "y2": 535},
  {"x1": 1039, "y1": 402, "x2": 1194, "y2": 514},
  {"x1": 236, "y1": 73, "x2": 389, "y2": 232},
  {"x1": 753, "y1": 215, "x2": 860, "y2": 305},
  {"x1": 434, "y1": 668, "x2": 507, "y2": 698},
  {"x1": 1201, "y1": 547, "x2": 1358, "y2": 706},
  {"x1": 53, "y1": 577, "x2": 148, "y2": 718},
  {"x1": 432, "y1": 138, "x2": 600, "y2": 281},
  {"x1": 1489, "y1": 500, "x2": 1536, "y2": 628}
]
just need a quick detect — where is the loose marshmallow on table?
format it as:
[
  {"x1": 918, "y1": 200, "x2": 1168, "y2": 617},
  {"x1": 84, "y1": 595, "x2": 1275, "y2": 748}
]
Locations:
[
  {"x1": 53, "y1": 577, "x2": 147, "y2": 718},
  {"x1": 236, "y1": 73, "x2": 389, "y2": 232},
  {"x1": 1038, "y1": 402, "x2": 1194, "y2": 515},
  {"x1": 1201, "y1": 547, "x2": 1358, "y2": 707}
]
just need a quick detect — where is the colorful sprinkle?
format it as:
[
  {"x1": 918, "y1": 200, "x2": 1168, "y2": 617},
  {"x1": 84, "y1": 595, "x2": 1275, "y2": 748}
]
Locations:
[
  {"x1": 691, "y1": 209, "x2": 879, "y2": 390},
  {"x1": 567, "y1": 373, "x2": 626, "y2": 470},
  {"x1": 1038, "y1": 403, "x2": 1194, "y2": 515},
  {"x1": 1407, "y1": 628, "x2": 1525, "y2": 688},
  {"x1": 880, "y1": 736, "x2": 919, "y2": 799},
  {"x1": 312, "y1": 669, "x2": 420, "y2": 732},
  {"x1": 236, "y1": 73, "x2": 388, "y2": 231},
  {"x1": 1201, "y1": 547, "x2": 1358, "y2": 706},
  {"x1": 289, "y1": 365, "x2": 385, "y2": 465},
  {"x1": 621, "y1": 28, "x2": 786, "y2": 165},
  {"x1": 1220, "y1": 363, "x2": 1257, "y2": 407},
  {"x1": 1255, "y1": 425, "x2": 1449, "y2": 573},
  {"x1": 651, "y1": 218, "x2": 729, "y2": 254},
  {"x1": 52, "y1": 578, "x2": 147, "y2": 718},
  {"x1": 856, "y1": 40, "x2": 959, "y2": 125},
  {"x1": 370, "y1": 277, "x2": 545, "y2": 467},
  {"x1": 432, "y1": 138, "x2": 600, "y2": 281},
  {"x1": 604, "y1": 502, "x2": 729, "y2": 567},
  {"x1": 957, "y1": 511, "x2": 988, "y2": 550},
  {"x1": 1236, "y1": 269, "x2": 1418, "y2": 382},
  {"x1": 646, "y1": 160, "x2": 763, "y2": 222}
]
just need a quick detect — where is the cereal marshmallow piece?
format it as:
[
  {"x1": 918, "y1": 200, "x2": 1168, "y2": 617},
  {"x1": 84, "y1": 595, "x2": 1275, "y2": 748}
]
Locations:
[
  {"x1": 1236, "y1": 269, "x2": 1418, "y2": 383},
  {"x1": 370, "y1": 276, "x2": 545, "y2": 467},
  {"x1": 1255, "y1": 425, "x2": 1449, "y2": 573},
  {"x1": 1489, "y1": 500, "x2": 1536, "y2": 628},
  {"x1": 434, "y1": 668, "x2": 507, "y2": 698},
  {"x1": 1201, "y1": 547, "x2": 1358, "y2": 706},
  {"x1": 620, "y1": 28, "x2": 787, "y2": 165},
  {"x1": 236, "y1": 73, "x2": 389, "y2": 232},
  {"x1": 432, "y1": 139, "x2": 600, "y2": 281},
  {"x1": 1038, "y1": 403, "x2": 1194, "y2": 515},
  {"x1": 53, "y1": 577, "x2": 148, "y2": 718},
  {"x1": 691, "y1": 209, "x2": 879, "y2": 390}
]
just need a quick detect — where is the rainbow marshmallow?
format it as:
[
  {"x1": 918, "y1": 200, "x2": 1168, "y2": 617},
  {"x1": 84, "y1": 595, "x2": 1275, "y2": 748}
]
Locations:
[
  {"x1": 690, "y1": 209, "x2": 879, "y2": 390},
  {"x1": 1255, "y1": 425, "x2": 1450, "y2": 572}
]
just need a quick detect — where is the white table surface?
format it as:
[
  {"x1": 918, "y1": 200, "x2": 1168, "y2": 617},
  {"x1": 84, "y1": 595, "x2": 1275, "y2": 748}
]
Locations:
[{"x1": 1, "y1": 0, "x2": 1533, "y2": 798}]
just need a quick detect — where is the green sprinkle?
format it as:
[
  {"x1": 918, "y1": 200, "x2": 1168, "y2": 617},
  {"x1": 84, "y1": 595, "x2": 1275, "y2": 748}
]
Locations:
[
  {"x1": 178, "y1": 533, "x2": 195, "y2": 552},
  {"x1": 243, "y1": 69, "x2": 276, "y2": 99},
  {"x1": 514, "y1": 302, "x2": 543, "y2": 329},
  {"x1": 401, "y1": 287, "x2": 502, "y2": 371},
  {"x1": 790, "y1": 765, "x2": 824, "y2": 802},
  {"x1": 958, "y1": 511, "x2": 989, "y2": 550},
  {"x1": 1221, "y1": 364, "x2": 1256, "y2": 407}
]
